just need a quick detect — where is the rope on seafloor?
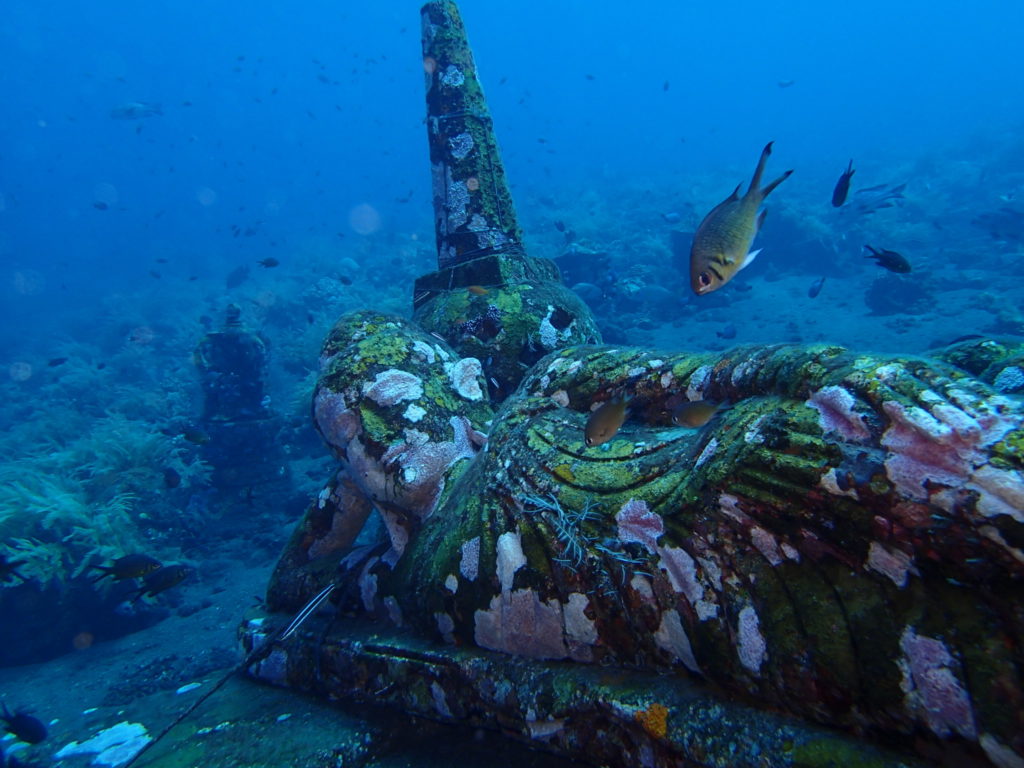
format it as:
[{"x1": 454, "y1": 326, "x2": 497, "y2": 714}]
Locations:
[{"x1": 122, "y1": 583, "x2": 337, "y2": 768}]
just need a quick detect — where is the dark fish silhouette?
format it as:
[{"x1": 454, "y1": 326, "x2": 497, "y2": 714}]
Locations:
[
  {"x1": 808, "y1": 276, "x2": 826, "y2": 298},
  {"x1": 716, "y1": 323, "x2": 737, "y2": 339},
  {"x1": 47, "y1": 357, "x2": 68, "y2": 367},
  {"x1": 1, "y1": 704, "x2": 47, "y2": 744},
  {"x1": 89, "y1": 553, "x2": 162, "y2": 584},
  {"x1": 844, "y1": 183, "x2": 906, "y2": 216},
  {"x1": 864, "y1": 245, "x2": 911, "y2": 273},
  {"x1": 671, "y1": 400, "x2": 724, "y2": 428},
  {"x1": 130, "y1": 564, "x2": 193, "y2": 602},
  {"x1": 257, "y1": 257, "x2": 279, "y2": 268},
  {"x1": 110, "y1": 101, "x2": 163, "y2": 120},
  {"x1": 831, "y1": 160, "x2": 855, "y2": 207}
]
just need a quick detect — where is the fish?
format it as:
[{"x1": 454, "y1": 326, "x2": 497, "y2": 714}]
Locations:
[
  {"x1": 777, "y1": 79, "x2": 796, "y2": 88},
  {"x1": 467, "y1": 285, "x2": 490, "y2": 296},
  {"x1": 257, "y1": 257, "x2": 279, "y2": 268},
  {"x1": 661, "y1": 212, "x2": 682, "y2": 224},
  {"x1": 716, "y1": 323, "x2": 737, "y2": 339},
  {"x1": 843, "y1": 182, "x2": 906, "y2": 216},
  {"x1": 808, "y1": 276, "x2": 826, "y2": 298},
  {"x1": 585, "y1": 395, "x2": 631, "y2": 447},
  {"x1": 0, "y1": 554, "x2": 28, "y2": 584},
  {"x1": 130, "y1": 564, "x2": 193, "y2": 602},
  {"x1": 831, "y1": 160, "x2": 855, "y2": 207},
  {"x1": 338, "y1": 275, "x2": 353, "y2": 286},
  {"x1": 1, "y1": 704, "x2": 47, "y2": 744},
  {"x1": 89, "y1": 553, "x2": 163, "y2": 584},
  {"x1": 92, "y1": 201, "x2": 109, "y2": 210},
  {"x1": 47, "y1": 357, "x2": 68, "y2": 367},
  {"x1": 181, "y1": 426, "x2": 211, "y2": 445},
  {"x1": 864, "y1": 244, "x2": 911, "y2": 273},
  {"x1": 553, "y1": 220, "x2": 566, "y2": 232},
  {"x1": 690, "y1": 142, "x2": 793, "y2": 295},
  {"x1": 109, "y1": 101, "x2": 163, "y2": 120},
  {"x1": 671, "y1": 400, "x2": 724, "y2": 428}
]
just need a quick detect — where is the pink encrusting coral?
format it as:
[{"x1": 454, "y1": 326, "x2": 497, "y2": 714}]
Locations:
[
  {"x1": 474, "y1": 588, "x2": 568, "y2": 659},
  {"x1": 898, "y1": 626, "x2": 977, "y2": 740},
  {"x1": 806, "y1": 385, "x2": 872, "y2": 442},
  {"x1": 379, "y1": 414, "x2": 483, "y2": 517},
  {"x1": 880, "y1": 397, "x2": 1018, "y2": 508},
  {"x1": 615, "y1": 498, "x2": 663, "y2": 554},
  {"x1": 313, "y1": 390, "x2": 361, "y2": 453}
]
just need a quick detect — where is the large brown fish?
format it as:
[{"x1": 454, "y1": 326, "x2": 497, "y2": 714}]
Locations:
[
  {"x1": 584, "y1": 395, "x2": 630, "y2": 447},
  {"x1": 690, "y1": 142, "x2": 792, "y2": 295}
]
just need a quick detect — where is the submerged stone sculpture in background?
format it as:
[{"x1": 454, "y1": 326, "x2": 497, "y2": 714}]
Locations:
[{"x1": 242, "y1": 3, "x2": 1024, "y2": 766}]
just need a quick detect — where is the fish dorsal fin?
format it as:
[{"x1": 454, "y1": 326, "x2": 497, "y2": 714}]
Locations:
[
  {"x1": 746, "y1": 141, "x2": 773, "y2": 198},
  {"x1": 728, "y1": 183, "x2": 742, "y2": 202},
  {"x1": 760, "y1": 169, "x2": 793, "y2": 199},
  {"x1": 739, "y1": 248, "x2": 761, "y2": 270}
]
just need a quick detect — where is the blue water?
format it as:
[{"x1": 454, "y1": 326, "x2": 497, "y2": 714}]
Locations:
[{"x1": 1, "y1": 0, "x2": 1023, "y2": 764}]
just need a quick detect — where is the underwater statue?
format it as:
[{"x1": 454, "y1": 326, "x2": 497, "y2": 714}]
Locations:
[
  {"x1": 241, "y1": 4, "x2": 1024, "y2": 767},
  {"x1": 193, "y1": 303, "x2": 288, "y2": 491}
]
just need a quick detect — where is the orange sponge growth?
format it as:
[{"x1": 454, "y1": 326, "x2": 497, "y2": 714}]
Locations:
[{"x1": 635, "y1": 702, "x2": 669, "y2": 739}]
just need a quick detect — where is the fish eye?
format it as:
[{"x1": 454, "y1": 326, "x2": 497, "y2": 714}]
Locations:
[{"x1": 699, "y1": 272, "x2": 712, "y2": 287}]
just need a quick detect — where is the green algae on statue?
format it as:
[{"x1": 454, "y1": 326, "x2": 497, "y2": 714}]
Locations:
[{"x1": 243, "y1": 3, "x2": 1024, "y2": 767}]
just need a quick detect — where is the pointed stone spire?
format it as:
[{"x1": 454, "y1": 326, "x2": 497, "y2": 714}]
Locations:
[{"x1": 420, "y1": 1, "x2": 522, "y2": 268}]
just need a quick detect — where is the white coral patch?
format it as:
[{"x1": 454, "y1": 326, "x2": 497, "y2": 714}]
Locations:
[
  {"x1": 686, "y1": 365, "x2": 712, "y2": 401},
  {"x1": 460, "y1": 536, "x2": 480, "y2": 581},
  {"x1": 430, "y1": 681, "x2": 453, "y2": 718},
  {"x1": 979, "y1": 733, "x2": 1024, "y2": 768},
  {"x1": 969, "y1": 464, "x2": 1024, "y2": 523},
  {"x1": 866, "y1": 541, "x2": 917, "y2": 587},
  {"x1": 403, "y1": 403, "x2": 427, "y2": 423},
  {"x1": 446, "y1": 357, "x2": 484, "y2": 401},
  {"x1": 496, "y1": 531, "x2": 527, "y2": 592},
  {"x1": 737, "y1": 605, "x2": 767, "y2": 674},
  {"x1": 750, "y1": 526, "x2": 783, "y2": 566},
  {"x1": 410, "y1": 339, "x2": 436, "y2": 364},
  {"x1": 654, "y1": 609, "x2": 700, "y2": 673},
  {"x1": 564, "y1": 592, "x2": 598, "y2": 646},
  {"x1": 444, "y1": 574, "x2": 459, "y2": 593},
  {"x1": 550, "y1": 389, "x2": 570, "y2": 407},
  {"x1": 819, "y1": 467, "x2": 859, "y2": 498},
  {"x1": 694, "y1": 437, "x2": 718, "y2": 468},
  {"x1": 362, "y1": 369, "x2": 423, "y2": 406}
]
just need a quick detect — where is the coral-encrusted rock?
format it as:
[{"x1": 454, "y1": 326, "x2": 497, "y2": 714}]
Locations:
[
  {"x1": 269, "y1": 337, "x2": 1024, "y2": 767},
  {"x1": 313, "y1": 310, "x2": 491, "y2": 535}
]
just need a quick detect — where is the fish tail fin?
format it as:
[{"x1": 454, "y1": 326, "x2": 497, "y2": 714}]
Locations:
[
  {"x1": 747, "y1": 141, "x2": 774, "y2": 197},
  {"x1": 760, "y1": 169, "x2": 793, "y2": 199},
  {"x1": 88, "y1": 565, "x2": 111, "y2": 583}
]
